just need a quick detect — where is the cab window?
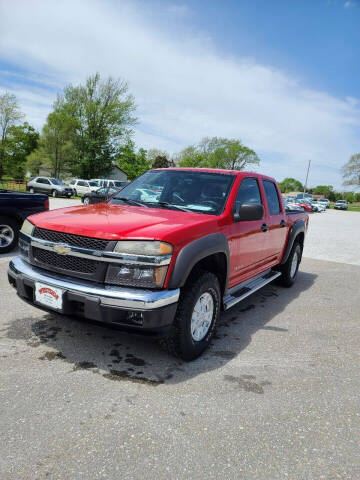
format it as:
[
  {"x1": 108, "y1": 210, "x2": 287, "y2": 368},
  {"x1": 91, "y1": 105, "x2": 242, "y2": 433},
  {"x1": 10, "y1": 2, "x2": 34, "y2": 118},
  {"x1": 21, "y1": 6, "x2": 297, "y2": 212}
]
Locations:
[{"x1": 263, "y1": 180, "x2": 281, "y2": 215}]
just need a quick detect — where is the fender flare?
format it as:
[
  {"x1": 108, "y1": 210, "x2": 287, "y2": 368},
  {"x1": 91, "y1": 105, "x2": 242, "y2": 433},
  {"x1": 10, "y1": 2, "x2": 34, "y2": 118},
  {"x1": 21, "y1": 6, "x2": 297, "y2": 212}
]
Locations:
[
  {"x1": 168, "y1": 233, "x2": 230, "y2": 290},
  {"x1": 280, "y1": 220, "x2": 305, "y2": 265}
]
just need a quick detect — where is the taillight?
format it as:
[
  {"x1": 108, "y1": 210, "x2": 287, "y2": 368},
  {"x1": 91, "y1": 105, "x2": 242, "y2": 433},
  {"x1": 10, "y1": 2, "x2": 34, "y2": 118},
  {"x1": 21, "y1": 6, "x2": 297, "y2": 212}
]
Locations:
[{"x1": 44, "y1": 199, "x2": 49, "y2": 210}]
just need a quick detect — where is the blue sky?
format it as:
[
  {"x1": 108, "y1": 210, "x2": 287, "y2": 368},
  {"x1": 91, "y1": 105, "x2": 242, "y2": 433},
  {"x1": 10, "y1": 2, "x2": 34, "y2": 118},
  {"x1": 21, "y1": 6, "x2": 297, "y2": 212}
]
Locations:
[{"x1": 0, "y1": 0, "x2": 359, "y2": 188}]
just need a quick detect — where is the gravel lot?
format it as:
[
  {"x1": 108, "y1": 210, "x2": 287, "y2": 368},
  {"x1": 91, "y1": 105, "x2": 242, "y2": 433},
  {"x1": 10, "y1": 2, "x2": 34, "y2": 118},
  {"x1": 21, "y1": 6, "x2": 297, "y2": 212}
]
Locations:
[{"x1": 1, "y1": 206, "x2": 359, "y2": 479}]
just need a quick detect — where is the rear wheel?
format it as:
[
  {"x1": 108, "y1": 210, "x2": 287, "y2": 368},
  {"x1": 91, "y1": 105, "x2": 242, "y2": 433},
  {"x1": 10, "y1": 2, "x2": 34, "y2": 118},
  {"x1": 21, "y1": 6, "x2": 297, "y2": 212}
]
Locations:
[
  {"x1": 160, "y1": 271, "x2": 221, "y2": 361},
  {"x1": 73, "y1": 189, "x2": 77, "y2": 196},
  {"x1": 277, "y1": 242, "x2": 302, "y2": 287},
  {"x1": 0, "y1": 216, "x2": 18, "y2": 253},
  {"x1": 83, "y1": 196, "x2": 90, "y2": 205}
]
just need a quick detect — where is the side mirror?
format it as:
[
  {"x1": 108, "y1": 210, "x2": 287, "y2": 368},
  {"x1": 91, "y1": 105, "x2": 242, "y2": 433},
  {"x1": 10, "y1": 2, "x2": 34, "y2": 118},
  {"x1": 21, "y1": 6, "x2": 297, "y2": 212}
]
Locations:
[{"x1": 234, "y1": 203, "x2": 264, "y2": 222}]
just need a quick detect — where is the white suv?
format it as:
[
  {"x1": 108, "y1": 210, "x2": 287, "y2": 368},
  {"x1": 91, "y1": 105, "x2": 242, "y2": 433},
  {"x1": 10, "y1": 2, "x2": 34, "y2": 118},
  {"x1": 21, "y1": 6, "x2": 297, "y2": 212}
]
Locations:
[
  {"x1": 91, "y1": 179, "x2": 127, "y2": 189},
  {"x1": 69, "y1": 179, "x2": 99, "y2": 196}
]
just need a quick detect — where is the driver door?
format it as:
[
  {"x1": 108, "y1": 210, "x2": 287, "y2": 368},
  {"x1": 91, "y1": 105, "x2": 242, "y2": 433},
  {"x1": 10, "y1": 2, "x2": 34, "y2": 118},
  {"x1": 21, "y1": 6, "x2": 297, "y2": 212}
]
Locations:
[{"x1": 228, "y1": 177, "x2": 267, "y2": 288}]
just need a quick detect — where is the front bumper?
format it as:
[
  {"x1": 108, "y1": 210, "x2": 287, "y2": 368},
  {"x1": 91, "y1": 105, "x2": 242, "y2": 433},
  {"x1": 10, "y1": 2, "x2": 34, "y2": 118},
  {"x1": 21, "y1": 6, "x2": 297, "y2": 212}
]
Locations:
[{"x1": 8, "y1": 257, "x2": 179, "y2": 336}]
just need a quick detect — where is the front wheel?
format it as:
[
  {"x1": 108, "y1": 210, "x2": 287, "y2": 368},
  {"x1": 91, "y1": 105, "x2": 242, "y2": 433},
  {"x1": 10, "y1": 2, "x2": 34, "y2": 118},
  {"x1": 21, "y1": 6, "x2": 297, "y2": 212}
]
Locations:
[
  {"x1": 160, "y1": 271, "x2": 221, "y2": 361},
  {"x1": 277, "y1": 242, "x2": 302, "y2": 287},
  {"x1": 29, "y1": 187, "x2": 34, "y2": 194},
  {"x1": 51, "y1": 190, "x2": 57, "y2": 198}
]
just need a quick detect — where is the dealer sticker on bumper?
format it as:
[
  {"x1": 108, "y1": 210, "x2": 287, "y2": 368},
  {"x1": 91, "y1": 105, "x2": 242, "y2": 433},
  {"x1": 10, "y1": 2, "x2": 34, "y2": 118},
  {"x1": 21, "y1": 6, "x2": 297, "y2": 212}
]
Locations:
[{"x1": 35, "y1": 282, "x2": 63, "y2": 310}]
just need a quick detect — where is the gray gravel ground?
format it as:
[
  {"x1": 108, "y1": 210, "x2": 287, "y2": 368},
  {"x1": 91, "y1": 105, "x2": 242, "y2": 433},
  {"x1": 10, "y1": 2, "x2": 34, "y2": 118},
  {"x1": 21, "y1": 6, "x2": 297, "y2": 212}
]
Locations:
[
  {"x1": 303, "y1": 209, "x2": 360, "y2": 266},
  {"x1": 0, "y1": 207, "x2": 359, "y2": 479},
  {"x1": 49, "y1": 197, "x2": 82, "y2": 210}
]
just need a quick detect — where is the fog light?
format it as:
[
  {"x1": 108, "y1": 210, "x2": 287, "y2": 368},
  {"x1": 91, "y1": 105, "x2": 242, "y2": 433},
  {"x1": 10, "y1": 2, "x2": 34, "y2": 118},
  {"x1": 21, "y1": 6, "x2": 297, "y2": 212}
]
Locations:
[{"x1": 127, "y1": 311, "x2": 144, "y2": 325}]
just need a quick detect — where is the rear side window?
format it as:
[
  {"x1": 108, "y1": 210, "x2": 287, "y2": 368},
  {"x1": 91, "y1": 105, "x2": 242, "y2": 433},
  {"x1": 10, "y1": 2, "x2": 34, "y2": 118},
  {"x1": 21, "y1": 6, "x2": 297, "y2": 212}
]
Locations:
[
  {"x1": 78, "y1": 181, "x2": 87, "y2": 186},
  {"x1": 263, "y1": 180, "x2": 281, "y2": 215},
  {"x1": 234, "y1": 177, "x2": 262, "y2": 212}
]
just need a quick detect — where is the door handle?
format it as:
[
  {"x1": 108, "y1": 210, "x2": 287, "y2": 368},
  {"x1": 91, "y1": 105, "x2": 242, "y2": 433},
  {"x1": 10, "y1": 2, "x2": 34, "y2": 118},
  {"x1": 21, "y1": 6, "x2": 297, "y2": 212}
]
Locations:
[
  {"x1": 261, "y1": 223, "x2": 269, "y2": 232},
  {"x1": 280, "y1": 220, "x2": 286, "y2": 227}
]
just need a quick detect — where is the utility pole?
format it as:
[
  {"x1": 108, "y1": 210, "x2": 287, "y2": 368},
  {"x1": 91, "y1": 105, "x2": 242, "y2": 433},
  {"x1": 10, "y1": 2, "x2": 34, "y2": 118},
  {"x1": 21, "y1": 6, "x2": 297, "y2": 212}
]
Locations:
[{"x1": 303, "y1": 160, "x2": 311, "y2": 198}]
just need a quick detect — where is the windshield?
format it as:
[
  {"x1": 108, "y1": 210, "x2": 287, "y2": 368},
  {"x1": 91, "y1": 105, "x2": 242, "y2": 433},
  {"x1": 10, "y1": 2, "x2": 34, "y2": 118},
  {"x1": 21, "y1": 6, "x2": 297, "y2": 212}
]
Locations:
[
  {"x1": 110, "y1": 170, "x2": 234, "y2": 215},
  {"x1": 50, "y1": 178, "x2": 64, "y2": 185}
]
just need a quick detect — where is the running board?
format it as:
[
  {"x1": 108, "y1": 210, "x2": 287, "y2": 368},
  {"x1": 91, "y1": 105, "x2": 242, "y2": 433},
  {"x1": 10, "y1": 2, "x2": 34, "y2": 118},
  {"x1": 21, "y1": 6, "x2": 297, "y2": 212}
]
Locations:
[{"x1": 223, "y1": 270, "x2": 281, "y2": 310}]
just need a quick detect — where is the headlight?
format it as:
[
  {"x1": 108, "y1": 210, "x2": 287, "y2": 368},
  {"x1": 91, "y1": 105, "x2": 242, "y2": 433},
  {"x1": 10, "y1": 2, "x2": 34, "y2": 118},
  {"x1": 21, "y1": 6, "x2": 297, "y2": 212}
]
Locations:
[
  {"x1": 108, "y1": 241, "x2": 173, "y2": 288},
  {"x1": 20, "y1": 219, "x2": 35, "y2": 236},
  {"x1": 105, "y1": 264, "x2": 168, "y2": 288},
  {"x1": 113, "y1": 240, "x2": 172, "y2": 256}
]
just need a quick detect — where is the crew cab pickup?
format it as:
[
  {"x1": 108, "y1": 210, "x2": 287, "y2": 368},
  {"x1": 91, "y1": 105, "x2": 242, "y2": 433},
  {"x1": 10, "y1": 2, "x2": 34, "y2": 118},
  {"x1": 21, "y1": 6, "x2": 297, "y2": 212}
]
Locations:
[
  {"x1": 8, "y1": 169, "x2": 308, "y2": 360},
  {"x1": 0, "y1": 190, "x2": 49, "y2": 253}
]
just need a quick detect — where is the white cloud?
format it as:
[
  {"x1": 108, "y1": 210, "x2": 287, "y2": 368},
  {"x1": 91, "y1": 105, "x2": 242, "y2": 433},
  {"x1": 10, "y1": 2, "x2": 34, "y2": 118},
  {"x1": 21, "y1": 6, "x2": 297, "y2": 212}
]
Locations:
[
  {"x1": 0, "y1": 0, "x2": 359, "y2": 188},
  {"x1": 344, "y1": 1, "x2": 356, "y2": 8}
]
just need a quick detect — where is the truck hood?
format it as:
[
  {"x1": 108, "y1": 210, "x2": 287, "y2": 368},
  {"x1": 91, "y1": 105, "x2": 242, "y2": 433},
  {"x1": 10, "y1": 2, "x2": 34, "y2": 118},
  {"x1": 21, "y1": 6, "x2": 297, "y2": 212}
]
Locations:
[{"x1": 28, "y1": 203, "x2": 219, "y2": 243}]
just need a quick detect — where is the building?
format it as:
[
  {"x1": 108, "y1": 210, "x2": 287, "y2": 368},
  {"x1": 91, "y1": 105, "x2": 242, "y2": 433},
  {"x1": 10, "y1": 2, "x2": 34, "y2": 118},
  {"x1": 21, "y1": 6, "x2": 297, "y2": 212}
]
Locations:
[{"x1": 104, "y1": 166, "x2": 127, "y2": 182}]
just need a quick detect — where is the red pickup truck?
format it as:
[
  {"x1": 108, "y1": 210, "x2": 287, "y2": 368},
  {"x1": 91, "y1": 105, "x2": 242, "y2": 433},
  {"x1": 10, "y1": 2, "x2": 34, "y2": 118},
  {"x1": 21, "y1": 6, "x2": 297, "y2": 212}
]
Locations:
[{"x1": 8, "y1": 168, "x2": 308, "y2": 360}]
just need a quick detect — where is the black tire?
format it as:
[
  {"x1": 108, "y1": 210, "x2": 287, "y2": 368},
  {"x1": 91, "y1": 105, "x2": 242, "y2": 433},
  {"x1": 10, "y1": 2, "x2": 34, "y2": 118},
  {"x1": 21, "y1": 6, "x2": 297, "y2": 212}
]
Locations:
[
  {"x1": 160, "y1": 270, "x2": 221, "y2": 361},
  {"x1": 0, "y1": 216, "x2": 19, "y2": 254},
  {"x1": 29, "y1": 187, "x2": 34, "y2": 194},
  {"x1": 83, "y1": 196, "x2": 90, "y2": 205},
  {"x1": 51, "y1": 190, "x2": 58, "y2": 198},
  {"x1": 277, "y1": 242, "x2": 302, "y2": 287},
  {"x1": 73, "y1": 189, "x2": 77, "y2": 196}
]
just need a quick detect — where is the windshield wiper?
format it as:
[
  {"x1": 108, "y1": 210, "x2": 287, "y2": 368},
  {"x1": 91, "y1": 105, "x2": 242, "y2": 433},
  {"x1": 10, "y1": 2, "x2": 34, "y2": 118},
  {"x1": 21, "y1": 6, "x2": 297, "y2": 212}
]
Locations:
[
  {"x1": 155, "y1": 201, "x2": 193, "y2": 212},
  {"x1": 116, "y1": 197, "x2": 149, "y2": 207}
]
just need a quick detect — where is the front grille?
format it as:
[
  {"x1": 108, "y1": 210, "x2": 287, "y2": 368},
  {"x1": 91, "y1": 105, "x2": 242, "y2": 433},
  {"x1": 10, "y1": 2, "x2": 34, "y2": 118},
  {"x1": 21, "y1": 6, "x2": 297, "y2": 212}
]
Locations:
[
  {"x1": 33, "y1": 227, "x2": 109, "y2": 251},
  {"x1": 33, "y1": 247, "x2": 97, "y2": 274}
]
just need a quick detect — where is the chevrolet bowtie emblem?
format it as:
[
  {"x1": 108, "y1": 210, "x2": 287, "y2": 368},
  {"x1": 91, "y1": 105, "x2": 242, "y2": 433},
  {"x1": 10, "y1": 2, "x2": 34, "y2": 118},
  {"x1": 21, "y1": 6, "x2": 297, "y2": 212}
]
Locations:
[{"x1": 53, "y1": 244, "x2": 71, "y2": 255}]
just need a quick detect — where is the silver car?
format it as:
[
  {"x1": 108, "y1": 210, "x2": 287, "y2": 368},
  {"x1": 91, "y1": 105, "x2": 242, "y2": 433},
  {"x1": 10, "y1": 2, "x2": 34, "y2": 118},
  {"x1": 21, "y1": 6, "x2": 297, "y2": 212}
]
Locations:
[{"x1": 27, "y1": 177, "x2": 74, "y2": 198}]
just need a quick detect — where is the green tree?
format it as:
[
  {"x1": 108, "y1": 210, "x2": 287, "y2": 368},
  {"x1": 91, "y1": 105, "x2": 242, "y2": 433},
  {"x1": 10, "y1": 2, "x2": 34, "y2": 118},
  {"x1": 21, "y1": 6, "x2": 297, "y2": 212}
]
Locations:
[
  {"x1": 278, "y1": 177, "x2": 303, "y2": 193},
  {"x1": 26, "y1": 143, "x2": 50, "y2": 177},
  {"x1": 344, "y1": 191, "x2": 356, "y2": 203},
  {"x1": 152, "y1": 155, "x2": 174, "y2": 169},
  {"x1": 311, "y1": 185, "x2": 334, "y2": 198},
  {"x1": 176, "y1": 146, "x2": 206, "y2": 167},
  {"x1": 4, "y1": 122, "x2": 39, "y2": 179},
  {"x1": 58, "y1": 73, "x2": 136, "y2": 178},
  {"x1": 116, "y1": 140, "x2": 150, "y2": 180},
  {"x1": 177, "y1": 137, "x2": 259, "y2": 170},
  {"x1": 42, "y1": 109, "x2": 75, "y2": 177},
  {"x1": 342, "y1": 153, "x2": 360, "y2": 188},
  {"x1": 0, "y1": 92, "x2": 24, "y2": 178}
]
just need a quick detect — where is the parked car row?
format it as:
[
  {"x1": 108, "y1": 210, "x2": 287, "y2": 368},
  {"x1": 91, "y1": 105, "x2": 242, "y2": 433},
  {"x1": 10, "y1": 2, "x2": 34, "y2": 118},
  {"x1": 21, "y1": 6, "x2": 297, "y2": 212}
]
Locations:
[
  {"x1": 26, "y1": 177, "x2": 127, "y2": 197},
  {"x1": 283, "y1": 197, "x2": 326, "y2": 213},
  {"x1": 27, "y1": 177, "x2": 74, "y2": 197}
]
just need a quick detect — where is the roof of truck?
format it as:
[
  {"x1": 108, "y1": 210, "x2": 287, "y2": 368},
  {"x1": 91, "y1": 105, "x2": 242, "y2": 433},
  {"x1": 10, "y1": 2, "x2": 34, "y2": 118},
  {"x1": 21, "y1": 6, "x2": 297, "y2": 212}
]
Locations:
[{"x1": 153, "y1": 167, "x2": 277, "y2": 182}]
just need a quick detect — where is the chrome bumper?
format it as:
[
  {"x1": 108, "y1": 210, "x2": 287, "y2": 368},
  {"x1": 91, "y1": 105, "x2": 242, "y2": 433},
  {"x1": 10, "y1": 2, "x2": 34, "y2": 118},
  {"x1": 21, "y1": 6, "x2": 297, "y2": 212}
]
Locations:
[{"x1": 8, "y1": 256, "x2": 180, "y2": 310}]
